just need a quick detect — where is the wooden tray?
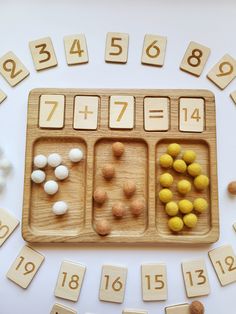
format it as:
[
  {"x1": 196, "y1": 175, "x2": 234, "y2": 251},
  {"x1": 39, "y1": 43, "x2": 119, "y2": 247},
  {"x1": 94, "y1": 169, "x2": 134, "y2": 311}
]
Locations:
[{"x1": 22, "y1": 89, "x2": 219, "y2": 244}]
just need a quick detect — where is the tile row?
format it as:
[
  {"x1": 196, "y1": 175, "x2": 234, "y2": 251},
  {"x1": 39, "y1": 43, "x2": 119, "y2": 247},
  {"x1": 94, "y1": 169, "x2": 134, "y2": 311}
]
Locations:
[{"x1": 39, "y1": 94, "x2": 205, "y2": 132}]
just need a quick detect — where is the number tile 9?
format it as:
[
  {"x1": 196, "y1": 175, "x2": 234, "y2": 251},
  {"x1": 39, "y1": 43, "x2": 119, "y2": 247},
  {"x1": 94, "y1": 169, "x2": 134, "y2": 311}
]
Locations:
[
  {"x1": 142, "y1": 34, "x2": 167, "y2": 67},
  {"x1": 99, "y1": 265, "x2": 127, "y2": 303},
  {"x1": 6, "y1": 245, "x2": 45, "y2": 289}
]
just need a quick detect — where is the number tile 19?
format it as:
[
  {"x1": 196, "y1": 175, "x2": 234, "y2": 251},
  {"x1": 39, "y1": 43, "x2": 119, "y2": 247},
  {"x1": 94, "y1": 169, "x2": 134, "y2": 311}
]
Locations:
[
  {"x1": 208, "y1": 245, "x2": 236, "y2": 286},
  {"x1": 6, "y1": 245, "x2": 45, "y2": 289},
  {"x1": 181, "y1": 259, "x2": 210, "y2": 298},
  {"x1": 99, "y1": 265, "x2": 127, "y2": 303},
  {"x1": 54, "y1": 260, "x2": 86, "y2": 302}
]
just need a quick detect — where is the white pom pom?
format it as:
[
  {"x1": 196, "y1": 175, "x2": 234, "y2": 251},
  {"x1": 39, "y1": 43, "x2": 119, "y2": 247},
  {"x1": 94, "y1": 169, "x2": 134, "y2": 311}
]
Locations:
[
  {"x1": 48, "y1": 153, "x2": 62, "y2": 168},
  {"x1": 54, "y1": 165, "x2": 69, "y2": 180},
  {"x1": 69, "y1": 148, "x2": 83, "y2": 162},
  {"x1": 0, "y1": 176, "x2": 6, "y2": 191},
  {"x1": 0, "y1": 158, "x2": 12, "y2": 174},
  {"x1": 31, "y1": 170, "x2": 46, "y2": 184},
  {"x1": 52, "y1": 201, "x2": 68, "y2": 215},
  {"x1": 44, "y1": 180, "x2": 58, "y2": 195},
  {"x1": 34, "y1": 154, "x2": 47, "y2": 168}
]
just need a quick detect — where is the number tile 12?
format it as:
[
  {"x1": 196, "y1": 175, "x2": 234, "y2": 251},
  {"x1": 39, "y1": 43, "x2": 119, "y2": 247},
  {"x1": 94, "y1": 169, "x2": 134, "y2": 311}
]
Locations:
[
  {"x1": 54, "y1": 260, "x2": 86, "y2": 302},
  {"x1": 208, "y1": 245, "x2": 236, "y2": 286},
  {"x1": 6, "y1": 245, "x2": 45, "y2": 289},
  {"x1": 99, "y1": 265, "x2": 127, "y2": 303}
]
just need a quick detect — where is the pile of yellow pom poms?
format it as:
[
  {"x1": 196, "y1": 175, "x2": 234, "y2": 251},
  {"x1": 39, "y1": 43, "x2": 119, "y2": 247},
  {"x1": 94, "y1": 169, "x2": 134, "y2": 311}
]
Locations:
[{"x1": 158, "y1": 143, "x2": 209, "y2": 233}]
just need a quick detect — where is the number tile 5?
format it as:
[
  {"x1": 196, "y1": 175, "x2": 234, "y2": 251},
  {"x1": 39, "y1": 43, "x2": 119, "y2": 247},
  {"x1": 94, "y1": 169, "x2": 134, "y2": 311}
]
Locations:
[
  {"x1": 99, "y1": 265, "x2": 127, "y2": 303},
  {"x1": 0, "y1": 51, "x2": 29, "y2": 87},
  {"x1": 29, "y1": 37, "x2": 58, "y2": 71},
  {"x1": 54, "y1": 260, "x2": 86, "y2": 302},
  {"x1": 182, "y1": 259, "x2": 210, "y2": 298},
  {"x1": 39, "y1": 95, "x2": 65, "y2": 129},
  {"x1": 208, "y1": 245, "x2": 236, "y2": 286},
  {"x1": 105, "y1": 32, "x2": 129, "y2": 64},
  {"x1": 6, "y1": 245, "x2": 45, "y2": 289},
  {"x1": 142, "y1": 34, "x2": 167, "y2": 67}
]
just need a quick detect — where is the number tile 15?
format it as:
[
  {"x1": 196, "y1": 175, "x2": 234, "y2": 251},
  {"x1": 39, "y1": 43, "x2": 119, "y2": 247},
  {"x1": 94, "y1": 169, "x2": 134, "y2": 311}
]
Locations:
[
  {"x1": 208, "y1": 245, "x2": 236, "y2": 286},
  {"x1": 54, "y1": 260, "x2": 86, "y2": 302},
  {"x1": 99, "y1": 265, "x2": 127, "y2": 303},
  {"x1": 6, "y1": 245, "x2": 45, "y2": 289}
]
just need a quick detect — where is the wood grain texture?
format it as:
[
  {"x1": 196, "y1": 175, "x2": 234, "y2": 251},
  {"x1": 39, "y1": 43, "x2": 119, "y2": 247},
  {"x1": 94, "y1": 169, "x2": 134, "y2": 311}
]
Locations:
[{"x1": 22, "y1": 89, "x2": 219, "y2": 244}]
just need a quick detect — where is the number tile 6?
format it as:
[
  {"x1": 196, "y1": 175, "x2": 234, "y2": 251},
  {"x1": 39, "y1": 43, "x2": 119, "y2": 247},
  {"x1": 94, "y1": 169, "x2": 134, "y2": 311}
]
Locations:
[{"x1": 142, "y1": 34, "x2": 167, "y2": 67}]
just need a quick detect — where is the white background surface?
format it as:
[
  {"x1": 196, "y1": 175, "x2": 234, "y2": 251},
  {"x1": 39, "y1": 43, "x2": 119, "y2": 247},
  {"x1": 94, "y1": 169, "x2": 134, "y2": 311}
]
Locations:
[{"x1": 0, "y1": 0, "x2": 236, "y2": 313}]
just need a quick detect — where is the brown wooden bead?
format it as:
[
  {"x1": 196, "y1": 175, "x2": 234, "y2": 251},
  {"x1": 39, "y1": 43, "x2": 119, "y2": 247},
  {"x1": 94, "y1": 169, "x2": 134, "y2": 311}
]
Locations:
[
  {"x1": 93, "y1": 188, "x2": 107, "y2": 204},
  {"x1": 102, "y1": 164, "x2": 115, "y2": 180},
  {"x1": 190, "y1": 301, "x2": 205, "y2": 314},
  {"x1": 112, "y1": 201, "x2": 126, "y2": 218},
  {"x1": 123, "y1": 180, "x2": 136, "y2": 197},
  {"x1": 95, "y1": 219, "x2": 111, "y2": 236},
  {"x1": 112, "y1": 142, "x2": 125, "y2": 157},
  {"x1": 228, "y1": 181, "x2": 236, "y2": 195}
]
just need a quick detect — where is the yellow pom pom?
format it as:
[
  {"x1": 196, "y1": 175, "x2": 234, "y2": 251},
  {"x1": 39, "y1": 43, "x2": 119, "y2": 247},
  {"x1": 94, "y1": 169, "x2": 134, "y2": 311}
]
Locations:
[
  {"x1": 182, "y1": 150, "x2": 196, "y2": 164},
  {"x1": 167, "y1": 143, "x2": 181, "y2": 157},
  {"x1": 173, "y1": 159, "x2": 187, "y2": 173},
  {"x1": 188, "y1": 162, "x2": 202, "y2": 177},
  {"x1": 159, "y1": 188, "x2": 173, "y2": 203},
  {"x1": 168, "y1": 216, "x2": 184, "y2": 232},
  {"x1": 194, "y1": 175, "x2": 209, "y2": 190},
  {"x1": 177, "y1": 179, "x2": 191, "y2": 194},
  {"x1": 159, "y1": 154, "x2": 173, "y2": 168},
  {"x1": 183, "y1": 213, "x2": 198, "y2": 228},
  {"x1": 160, "y1": 173, "x2": 173, "y2": 187},
  {"x1": 193, "y1": 198, "x2": 208, "y2": 213},
  {"x1": 179, "y1": 199, "x2": 193, "y2": 214},
  {"x1": 165, "y1": 201, "x2": 179, "y2": 216}
]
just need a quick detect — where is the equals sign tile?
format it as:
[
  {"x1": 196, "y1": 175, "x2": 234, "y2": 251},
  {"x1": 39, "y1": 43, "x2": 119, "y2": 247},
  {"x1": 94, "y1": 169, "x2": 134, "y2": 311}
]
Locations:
[{"x1": 149, "y1": 109, "x2": 164, "y2": 118}]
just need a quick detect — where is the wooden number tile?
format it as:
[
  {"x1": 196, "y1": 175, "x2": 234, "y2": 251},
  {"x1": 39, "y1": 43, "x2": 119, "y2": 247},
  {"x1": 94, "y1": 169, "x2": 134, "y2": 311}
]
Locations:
[
  {"x1": 179, "y1": 98, "x2": 204, "y2": 132},
  {"x1": 142, "y1": 34, "x2": 167, "y2": 67},
  {"x1": 182, "y1": 259, "x2": 210, "y2": 298},
  {"x1": 73, "y1": 96, "x2": 99, "y2": 130},
  {"x1": 64, "y1": 34, "x2": 88, "y2": 65},
  {"x1": 29, "y1": 37, "x2": 58, "y2": 71},
  {"x1": 99, "y1": 265, "x2": 127, "y2": 303},
  {"x1": 0, "y1": 51, "x2": 29, "y2": 87},
  {"x1": 207, "y1": 54, "x2": 236, "y2": 90},
  {"x1": 208, "y1": 245, "x2": 236, "y2": 286},
  {"x1": 144, "y1": 97, "x2": 169, "y2": 131},
  {"x1": 0, "y1": 208, "x2": 19, "y2": 247},
  {"x1": 230, "y1": 91, "x2": 236, "y2": 104},
  {"x1": 123, "y1": 310, "x2": 147, "y2": 314},
  {"x1": 0, "y1": 89, "x2": 7, "y2": 104},
  {"x1": 54, "y1": 260, "x2": 86, "y2": 302},
  {"x1": 233, "y1": 222, "x2": 236, "y2": 232},
  {"x1": 165, "y1": 304, "x2": 190, "y2": 314},
  {"x1": 39, "y1": 94, "x2": 65, "y2": 129},
  {"x1": 6, "y1": 245, "x2": 44, "y2": 289},
  {"x1": 105, "y1": 32, "x2": 129, "y2": 64},
  {"x1": 141, "y1": 263, "x2": 167, "y2": 301},
  {"x1": 109, "y1": 95, "x2": 134, "y2": 129},
  {"x1": 50, "y1": 303, "x2": 77, "y2": 314},
  {"x1": 180, "y1": 41, "x2": 210, "y2": 77}
]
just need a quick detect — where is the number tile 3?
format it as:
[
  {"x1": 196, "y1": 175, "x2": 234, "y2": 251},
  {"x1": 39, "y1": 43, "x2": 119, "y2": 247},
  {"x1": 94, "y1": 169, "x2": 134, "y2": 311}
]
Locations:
[{"x1": 6, "y1": 245, "x2": 45, "y2": 289}]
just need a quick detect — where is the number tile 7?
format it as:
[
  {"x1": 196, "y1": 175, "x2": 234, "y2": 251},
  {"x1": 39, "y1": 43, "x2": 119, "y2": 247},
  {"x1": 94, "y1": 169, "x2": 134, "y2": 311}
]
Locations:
[
  {"x1": 99, "y1": 265, "x2": 127, "y2": 303},
  {"x1": 6, "y1": 245, "x2": 45, "y2": 289}
]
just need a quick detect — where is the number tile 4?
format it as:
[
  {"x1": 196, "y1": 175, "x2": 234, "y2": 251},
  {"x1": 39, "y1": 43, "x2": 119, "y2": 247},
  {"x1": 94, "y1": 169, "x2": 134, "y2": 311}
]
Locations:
[
  {"x1": 54, "y1": 260, "x2": 86, "y2": 302},
  {"x1": 142, "y1": 34, "x2": 167, "y2": 67},
  {"x1": 29, "y1": 37, "x2": 58, "y2": 71},
  {"x1": 99, "y1": 265, "x2": 127, "y2": 303},
  {"x1": 165, "y1": 303, "x2": 190, "y2": 314},
  {"x1": 64, "y1": 34, "x2": 89, "y2": 65},
  {"x1": 141, "y1": 263, "x2": 167, "y2": 301},
  {"x1": 50, "y1": 303, "x2": 77, "y2": 314},
  {"x1": 180, "y1": 41, "x2": 211, "y2": 77},
  {"x1": 6, "y1": 245, "x2": 45, "y2": 289},
  {"x1": 208, "y1": 245, "x2": 236, "y2": 286},
  {"x1": 109, "y1": 95, "x2": 134, "y2": 129},
  {"x1": 105, "y1": 32, "x2": 129, "y2": 64},
  {"x1": 181, "y1": 259, "x2": 210, "y2": 298},
  {"x1": 123, "y1": 310, "x2": 148, "y2": 314},
  {"x1": 0, "y1": 89, "x2": 7, "y2": 104},
  {"x1": 207, "y1": 54, "x2": 236, "y2": 90},
  {"x1": 0, "y1": 208, "x2": 19, "y2": 247},
  {"x1": 0, "y1": 51, "x2": 29, "y2": 87}
]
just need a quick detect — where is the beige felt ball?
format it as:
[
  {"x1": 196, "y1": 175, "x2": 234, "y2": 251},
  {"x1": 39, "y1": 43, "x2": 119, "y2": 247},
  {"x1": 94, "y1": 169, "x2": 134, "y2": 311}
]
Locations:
[
  {"x1": 190, "y1": 300, "x2": 205, "y2": 314},
  {"x1": 130, "y1": 198, "x2": 146, "y2": 216},
  {"x1": 95, "y1": 219, "x2": 111, "y2": 236},
  {"x1": 112, "y1": 201, "x2": 126, "y2": 218},
  {"x1": 123, "y1": 180, "x2": 136, "y2": 197},
  {"x1": 112, "y1": 142, "x2": 125, "y2": 157},
  {"x1": 93, "y1": 188, "x2": 107, "y2": 204},
  {"x1": 102, "y1": 164, "x2": 115, "y2": 180}
]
